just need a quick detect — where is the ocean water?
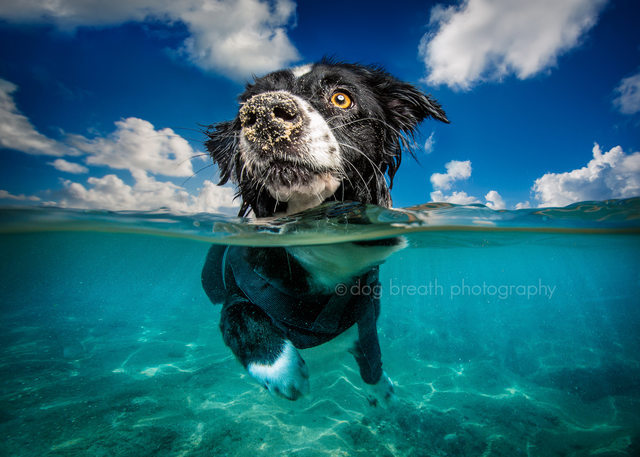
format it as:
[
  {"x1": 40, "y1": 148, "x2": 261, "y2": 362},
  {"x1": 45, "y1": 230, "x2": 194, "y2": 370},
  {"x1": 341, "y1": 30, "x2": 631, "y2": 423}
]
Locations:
[{"x1": 1, "y1": 199, "x2": 639, "y2": 457}]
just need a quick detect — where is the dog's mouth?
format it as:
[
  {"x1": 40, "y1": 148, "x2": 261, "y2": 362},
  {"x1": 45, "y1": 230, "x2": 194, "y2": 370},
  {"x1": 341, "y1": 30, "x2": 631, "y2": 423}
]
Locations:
[
  {"x1": 252, "y1": 159, "x2": 341, "y2": 210},
  {"x1": 268, "y1": 160, "x2": 323, "y2": 186}
]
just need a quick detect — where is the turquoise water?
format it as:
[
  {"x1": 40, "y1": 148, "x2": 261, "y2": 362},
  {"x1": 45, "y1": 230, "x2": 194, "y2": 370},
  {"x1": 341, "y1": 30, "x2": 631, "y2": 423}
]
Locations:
[{"x1": 1, "y1": 199, "x2": 639, "y2": 456}]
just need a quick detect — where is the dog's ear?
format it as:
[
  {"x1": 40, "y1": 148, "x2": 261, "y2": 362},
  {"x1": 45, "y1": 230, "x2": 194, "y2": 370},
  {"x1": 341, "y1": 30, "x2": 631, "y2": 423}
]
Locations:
[
  {"x1": 205, "y1": 120, "x2": 239, "y2": 186},
  {"x1": 370, "y1": 71, "x2": 449, "y2": 133},
  {"x1": 364, "y1": 69, "x2": 448, "y2": 193},
  {"x1": 383, "y1": 81, "x2": 449, "y2": 133}
]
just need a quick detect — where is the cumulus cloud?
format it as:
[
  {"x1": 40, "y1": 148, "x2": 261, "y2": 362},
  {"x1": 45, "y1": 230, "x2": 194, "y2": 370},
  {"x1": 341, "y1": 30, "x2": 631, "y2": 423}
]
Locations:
[
  {"x1": 420, "y1": 0, "x2": 607, "y2": 90},
  {"x1": 0, "y1": 0, "x2": 299, "y2": 78},
  {"x1": 430, "y1": 160, "x2": 477, "y2": 204},
  {"x1": 50, "y1": 120, "x2": 240, "y2": 213},
  {"x1": 49, "y1": 158, "x2": 88, "y2": 174},
  {"x1": 1, "y1": 78, "x2": 238, "y2": 214},
  {"x1": 430, "y1": 160, "x2": 472, "y2": 190},
  {"x1": 179, "y1": 0, "x2": 299, "y2": 77},
  {"x1": 0, "y1": 190, "x2": 40, "y2": 202},
  {"x1": 429, "y1": 160, "x2": 509, "y2": 208},
  {"x1": 0, "y1": 78, "x2": 77, "y2": 156},
  {"x1": 533, "y1": 144, "x2": 640, "y2": 207},
  {"x1": 430, "y1": 190, "x2": 480, "y2": 205},
  {"x1": 613, "y1": 71, "x2": 640, "y2": 115},
  {"x1": 484, "y1": 190, "x2": 506, "y2": 210},
  {"x1": 54, "y1": 171, "x2": 237, "y2": 214},
  {"x1": 69, "y1": 117, "x2": 196, "y2": 177}
]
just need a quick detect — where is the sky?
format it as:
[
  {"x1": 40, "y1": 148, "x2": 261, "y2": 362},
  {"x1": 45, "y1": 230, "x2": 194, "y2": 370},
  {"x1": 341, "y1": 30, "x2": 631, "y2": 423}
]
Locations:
[{"x1": 0, "y1": 0, "x2": 639, "y2": 214}]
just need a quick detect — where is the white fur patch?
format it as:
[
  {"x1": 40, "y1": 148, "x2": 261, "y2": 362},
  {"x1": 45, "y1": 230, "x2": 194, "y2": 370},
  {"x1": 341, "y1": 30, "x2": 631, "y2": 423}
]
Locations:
[
  {"x1": 367, "y1": 371, "x2": 396, "y2": 406},
  {"x1": 291, "y1": 64, "x2": 313, "y2": 78},
  {"x1": 289, "y1": 93, "x2": 342, "y2": 170},
  {"x1": 269, "y1": 172, "x2": 341, "y2": 215},
  {"x1": 288, "y1": 238, "x2": 408, "y2": 292},
  {"x1": 247, "y1": 340, "x2": 310, "y2": 400}
]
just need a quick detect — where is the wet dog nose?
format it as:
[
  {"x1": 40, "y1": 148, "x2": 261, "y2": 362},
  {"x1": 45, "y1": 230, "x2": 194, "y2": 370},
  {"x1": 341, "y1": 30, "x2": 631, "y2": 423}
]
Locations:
[{"x1": 239, "y1": 92, "x2": 303, "y2": 148}]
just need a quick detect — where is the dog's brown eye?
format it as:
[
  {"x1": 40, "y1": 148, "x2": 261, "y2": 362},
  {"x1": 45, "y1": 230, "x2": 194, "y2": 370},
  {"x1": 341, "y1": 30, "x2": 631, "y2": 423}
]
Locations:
[{"x1": 330, "y1": 92, "x2": 352, "y2": 109}]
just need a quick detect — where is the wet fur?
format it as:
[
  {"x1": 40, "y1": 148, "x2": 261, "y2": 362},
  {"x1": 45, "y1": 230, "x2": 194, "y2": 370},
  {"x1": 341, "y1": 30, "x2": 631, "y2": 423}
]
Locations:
[{"x1": 202, "y1": 59, "x2": 448, "y2": 400}]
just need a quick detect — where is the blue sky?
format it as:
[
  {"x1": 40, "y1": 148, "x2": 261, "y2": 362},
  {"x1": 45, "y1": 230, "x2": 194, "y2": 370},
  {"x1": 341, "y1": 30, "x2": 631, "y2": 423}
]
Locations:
[{"x1": 0, "y1": 0, "x2": 639, "y2": 214}]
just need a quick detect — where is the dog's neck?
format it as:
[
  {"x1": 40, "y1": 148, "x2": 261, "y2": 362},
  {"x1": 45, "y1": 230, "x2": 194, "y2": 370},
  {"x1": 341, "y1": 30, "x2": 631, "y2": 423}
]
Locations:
[
  {"x1": 269, "y1": 173, "x2": 341, "y2": 216},
  {"x1": 279, "y1": 193, "x2": 326, "y2": 216},
  {"x1": 287, "y1": 238, "x2": 407, "y2": 292}
]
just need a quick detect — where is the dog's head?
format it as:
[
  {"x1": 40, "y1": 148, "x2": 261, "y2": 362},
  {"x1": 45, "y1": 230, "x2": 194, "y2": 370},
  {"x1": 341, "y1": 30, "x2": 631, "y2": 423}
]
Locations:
[{"x1": 206, "y1": 60, "x2": 449, "y2": 217}]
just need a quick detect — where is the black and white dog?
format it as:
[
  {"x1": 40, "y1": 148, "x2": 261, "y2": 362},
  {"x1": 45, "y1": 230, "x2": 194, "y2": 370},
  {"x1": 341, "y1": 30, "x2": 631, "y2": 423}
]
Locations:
[{"x1": 202, "y1": 60, "x2": 448, "y2": 401}]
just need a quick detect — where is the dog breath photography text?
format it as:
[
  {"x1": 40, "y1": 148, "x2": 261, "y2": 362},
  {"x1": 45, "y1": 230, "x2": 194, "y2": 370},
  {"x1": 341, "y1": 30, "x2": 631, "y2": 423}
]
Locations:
[{"x1": 335, "y1": 277, "x2": 558, "y2": 302}]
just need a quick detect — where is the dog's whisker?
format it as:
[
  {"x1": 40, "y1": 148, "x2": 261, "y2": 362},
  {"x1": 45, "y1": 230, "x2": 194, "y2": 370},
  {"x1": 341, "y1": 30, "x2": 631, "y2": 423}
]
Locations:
[
  {"x1": 331, "y1": 116, "x2": 421, "y2": 154},
  {"x1": 256, "y1": 167, "x2": 273, "y2": 204},
  {"x1": 341, "y1": 156, "x2": 370, "y2": 198},
  {"x1": 338, "y1": 142, "x2": 384, "y2": 173},
  {"x1": 176, "y1": 153, "x2": 211, "y2": 170},
  {"x1": 338, "y1": 142, "x2": 386, "y2": 186},
  {"x1": 180, "y1": 163, "x2": 215, "y2": 186}
]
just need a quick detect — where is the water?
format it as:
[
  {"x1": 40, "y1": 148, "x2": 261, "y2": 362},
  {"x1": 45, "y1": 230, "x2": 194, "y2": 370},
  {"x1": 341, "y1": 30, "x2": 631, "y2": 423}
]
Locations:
[{"x1": 1, "y1": 199, "x2": 639, "y2": 456}]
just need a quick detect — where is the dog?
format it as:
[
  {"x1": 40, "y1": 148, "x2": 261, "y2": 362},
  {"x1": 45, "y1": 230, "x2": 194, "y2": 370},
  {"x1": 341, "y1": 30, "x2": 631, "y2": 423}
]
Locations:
[{"x1": 201, "y1": 59, "x2": 448, "y2": 401}]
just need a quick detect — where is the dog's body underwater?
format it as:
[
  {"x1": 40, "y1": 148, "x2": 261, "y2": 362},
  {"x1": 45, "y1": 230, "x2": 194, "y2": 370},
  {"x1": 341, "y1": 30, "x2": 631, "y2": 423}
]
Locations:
[{"x1": 201, "y1": 60, "x2": 448, "y2": 401}]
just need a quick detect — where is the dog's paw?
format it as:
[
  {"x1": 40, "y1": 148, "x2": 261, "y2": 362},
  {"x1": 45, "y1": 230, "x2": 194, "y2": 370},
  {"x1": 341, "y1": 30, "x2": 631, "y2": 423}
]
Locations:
[
  {"x1": 247, "y1": 340, "x2": 310, "y2": 400},
  {"x1": 366, "y1": 371, "x2": 396, "y2": 407}
]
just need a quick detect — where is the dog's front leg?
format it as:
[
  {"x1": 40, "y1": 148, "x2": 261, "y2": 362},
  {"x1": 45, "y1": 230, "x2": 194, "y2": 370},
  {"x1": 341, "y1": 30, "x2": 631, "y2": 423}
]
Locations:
[
  {"x1": 349, "y1": 285, "x2": 396, "y2": 406},
  {"x1": 350, "y1": 333, "x2": 396, "y2": 406},
  {"x1": 220, "y1": 295, "x2": 310, "y2": 400}
]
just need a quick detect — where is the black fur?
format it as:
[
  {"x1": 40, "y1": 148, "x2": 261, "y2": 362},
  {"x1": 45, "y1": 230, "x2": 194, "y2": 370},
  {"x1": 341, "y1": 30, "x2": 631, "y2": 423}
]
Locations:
[
  {"x1": 206, "y1": 59, "x2": 448, "y2": 216},
  {"x1": 202, "y1": 61, "x2": 448, "y2": 401}
]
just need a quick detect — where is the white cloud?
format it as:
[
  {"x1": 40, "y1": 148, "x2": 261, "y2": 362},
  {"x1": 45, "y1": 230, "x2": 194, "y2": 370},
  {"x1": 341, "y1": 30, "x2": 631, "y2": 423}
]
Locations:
[
  {"x1": 191, "y1": 179, "x2": 238, "y2": 214},
  {"x1": 613, "y1": 71, "x2": 640, "y2": 115},
  {"x1": 0, "y1": 78, "x2": 238, "y2": 214},
  {"x1": 430, "y1": 190, "x2": 481, "y2": 205},
  {"x1": 429, "y1": 160, "x2": 511, "y2": 208},
  {"x1": 0, "y1": 0, "x2": 299, "y2": 78},
  {"x1": 49, "y1": 158, "x2": 88, "y2": 174},
  {"x1": 515, "y1": 201, "x2": 531, "y2": 210},
  {"x1": 424, "y1": 132, "x2": 436, "y2": 154},
  {"x1": 69, "y1": 117, "x2": 196, "y2": 177},
  {"x1": 55, "y1": 171, "x2": 237, "y2": 214},
  {"x1": 0, "y1": 189, "x2": 40, "y2": 202},
  {"x1": 0, "y1": 78, "x2": 77, "y2": 156},
  {"x1": 430, "y1": 160, "x2": 472, "y2": 190},
  {"x1": 420, "y1": 0, "x2": 607, "y2": 90},
  {"x1": 179, "y1": 0, "x2": 299, "y2": 77},
  {"x1": 484, "y1": 190, "x2": 506, "y2": 210},
  {"x1": 429, "y1": 159, "x2": 478, "y2": 204},
  {"x1": 430, "y1": 189, "x2": 508, "y2": 208},
  {"x1": 532, "y1": 143, "x2": 640, "y2": 207}
]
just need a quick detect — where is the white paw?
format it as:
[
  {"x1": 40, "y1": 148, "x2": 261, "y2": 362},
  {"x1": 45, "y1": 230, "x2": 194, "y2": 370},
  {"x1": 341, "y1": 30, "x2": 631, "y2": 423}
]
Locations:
[
  {"x1": 247, "y1": 341, "x2": 310, "y2": 400},
  {"x1": 366, "y1": 371, "x2": 396, "y2": 406}
]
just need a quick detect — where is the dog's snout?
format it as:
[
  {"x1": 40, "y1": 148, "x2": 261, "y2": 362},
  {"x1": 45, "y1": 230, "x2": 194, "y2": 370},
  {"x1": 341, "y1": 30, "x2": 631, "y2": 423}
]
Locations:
[
  {"x1": 240, "y1": 92, "x2": 300, "y2": 127},
  {"x1": 240, "y1": 92, "x2": 303, "y2": 148}
]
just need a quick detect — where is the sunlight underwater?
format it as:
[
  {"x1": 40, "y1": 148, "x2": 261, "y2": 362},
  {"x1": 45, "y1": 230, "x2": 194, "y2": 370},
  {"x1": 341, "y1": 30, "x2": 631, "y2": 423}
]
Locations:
[{"x1": 0, "y1": 198, "x2": 639, "y2": 456}]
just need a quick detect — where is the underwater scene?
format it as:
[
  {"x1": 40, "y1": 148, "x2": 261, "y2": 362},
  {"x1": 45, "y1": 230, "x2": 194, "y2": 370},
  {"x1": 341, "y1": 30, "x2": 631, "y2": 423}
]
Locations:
[{"x1": 1, "y1": 198, "x2": 639, "y2": 457}]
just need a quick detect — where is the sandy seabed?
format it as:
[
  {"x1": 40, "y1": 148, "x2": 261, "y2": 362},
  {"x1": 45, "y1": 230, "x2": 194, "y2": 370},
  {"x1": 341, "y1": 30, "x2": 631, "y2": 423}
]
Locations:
[{"x1": 1, "y1": 298, "x2": 638, "y2": 457}]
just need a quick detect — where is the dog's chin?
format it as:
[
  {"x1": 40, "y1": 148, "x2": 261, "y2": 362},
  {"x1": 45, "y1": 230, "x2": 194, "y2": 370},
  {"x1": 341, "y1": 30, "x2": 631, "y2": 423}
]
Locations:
[{"x1": 265, "y1": 165, "x2": 341, "y2": 215}]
